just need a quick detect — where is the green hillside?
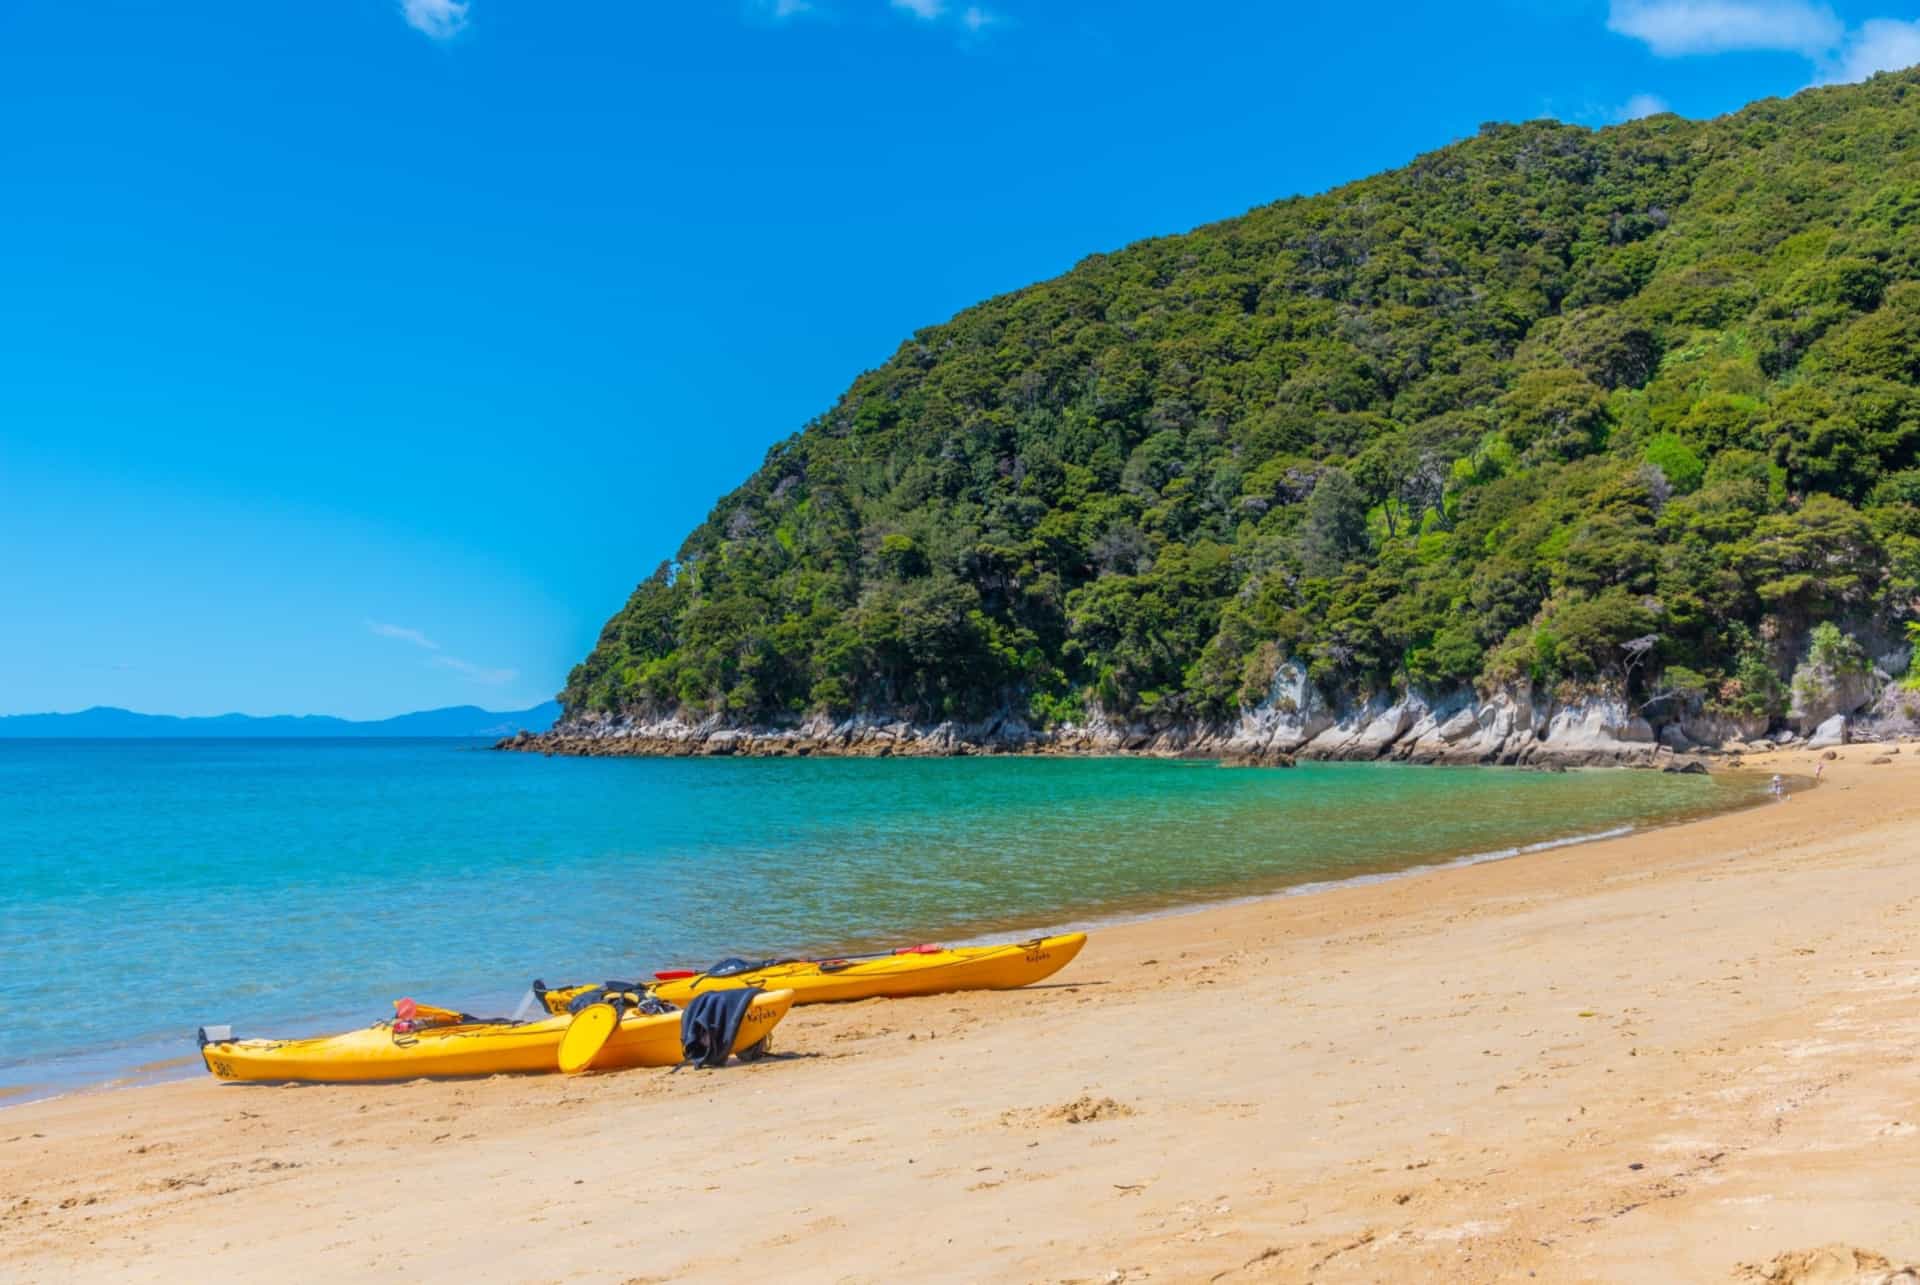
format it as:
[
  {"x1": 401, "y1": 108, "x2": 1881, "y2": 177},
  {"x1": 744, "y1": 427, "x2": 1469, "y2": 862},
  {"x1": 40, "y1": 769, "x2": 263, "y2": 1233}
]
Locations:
[{"x1": 564, "y1": 72, "x2": 1920, "y2": 733}]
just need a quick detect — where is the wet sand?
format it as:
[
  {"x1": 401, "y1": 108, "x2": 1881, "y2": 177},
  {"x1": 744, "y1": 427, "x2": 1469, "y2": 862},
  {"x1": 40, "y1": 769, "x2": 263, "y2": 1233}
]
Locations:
[{"x1": 3, "y1": 745, "x2": 1917, "y2": 1283}]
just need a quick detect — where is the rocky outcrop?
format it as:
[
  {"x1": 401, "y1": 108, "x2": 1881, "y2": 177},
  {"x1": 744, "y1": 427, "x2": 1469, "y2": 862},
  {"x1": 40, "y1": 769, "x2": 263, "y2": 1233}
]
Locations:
[
  {"x1": 513, "y1": 622, "x2": 1920, "y2": 769},
  {"x1": 1855, "y1": 681, "x2": 1920, "y2": 741},
  {"x1": 1789, "y1": 667, "x2": 1881, "y2": 735},
  {"x1": 1787, "y1": 632, "x2": 1884, "y2": 734},
  {"x1": 500, "y1": 678, "x2": 1714, "y2": 770},
  {"x1": 1679, "y1": 710, "x2": 1771, "y2": 746}
]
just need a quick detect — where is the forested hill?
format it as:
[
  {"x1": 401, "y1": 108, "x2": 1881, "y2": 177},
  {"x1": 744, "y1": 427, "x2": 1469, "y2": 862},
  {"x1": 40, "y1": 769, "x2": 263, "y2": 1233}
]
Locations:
[{"x1": 564, "y1": 72, "x2": 1920, "y2": 736}]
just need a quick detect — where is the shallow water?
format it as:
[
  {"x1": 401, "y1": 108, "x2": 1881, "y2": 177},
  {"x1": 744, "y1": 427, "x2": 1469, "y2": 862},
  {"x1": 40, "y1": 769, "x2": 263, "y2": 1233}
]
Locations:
[{"x1": 0, "y1": 740, "x2": 1764, "y2": 1094}]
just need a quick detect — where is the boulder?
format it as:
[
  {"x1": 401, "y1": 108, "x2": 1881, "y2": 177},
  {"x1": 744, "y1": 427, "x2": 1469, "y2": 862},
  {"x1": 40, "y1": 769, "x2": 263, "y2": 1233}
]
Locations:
[
  {"x1": 1435, "y1": 707, "x2": 1480, "y2": 742},
  {"x1": 1807, "y1": 715, "x2": 1849, "y2": 749}
]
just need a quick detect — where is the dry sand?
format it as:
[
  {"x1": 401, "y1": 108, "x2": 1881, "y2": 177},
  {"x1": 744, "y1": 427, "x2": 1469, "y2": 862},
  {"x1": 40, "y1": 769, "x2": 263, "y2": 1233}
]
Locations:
[{"x1": 4, "y1": 747, "x2": 1919, "y2": 1283}]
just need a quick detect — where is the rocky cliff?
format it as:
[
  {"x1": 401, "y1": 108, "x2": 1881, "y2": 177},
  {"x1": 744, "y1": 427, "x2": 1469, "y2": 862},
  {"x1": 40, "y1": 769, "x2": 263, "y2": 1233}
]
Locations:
[
  {"x1": 503, "y1": 674, "x2": 1756, "y2": 769},
  {"x1": 511, "y1": 626, "x2": 1920, "y2": 766}
]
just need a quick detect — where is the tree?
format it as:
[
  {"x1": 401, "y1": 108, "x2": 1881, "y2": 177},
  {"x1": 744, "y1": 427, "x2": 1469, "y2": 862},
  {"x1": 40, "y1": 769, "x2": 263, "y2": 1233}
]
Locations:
[{"x1": 1298, "y1": 468, "x2": 1370, "y2": 577}]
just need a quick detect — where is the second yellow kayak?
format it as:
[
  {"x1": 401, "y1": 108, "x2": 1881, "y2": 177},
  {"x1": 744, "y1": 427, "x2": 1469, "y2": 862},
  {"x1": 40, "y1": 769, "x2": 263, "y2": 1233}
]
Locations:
[{"x1": 541, "y1": 932, "x2": 1087, "y2": 1010}]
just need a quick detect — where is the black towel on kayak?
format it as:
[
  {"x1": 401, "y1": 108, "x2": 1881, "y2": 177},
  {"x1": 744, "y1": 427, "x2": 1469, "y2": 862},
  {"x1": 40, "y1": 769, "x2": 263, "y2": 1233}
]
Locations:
[{"x1": 680, "y1": 987, "x2": 762, "y2": 1068}]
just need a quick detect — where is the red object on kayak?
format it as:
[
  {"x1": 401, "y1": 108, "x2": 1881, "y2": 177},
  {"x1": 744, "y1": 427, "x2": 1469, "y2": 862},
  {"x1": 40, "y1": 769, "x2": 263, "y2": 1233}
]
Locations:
[
  {"x1": 653, "y1": 970, "x2": 697, "y2": 981},
  {"x1": 394, "y1": 997, "x2": 418, "y2": 1021},
  {"x1": 894, "y1": 943, "x2": 942, "y2": 955}
]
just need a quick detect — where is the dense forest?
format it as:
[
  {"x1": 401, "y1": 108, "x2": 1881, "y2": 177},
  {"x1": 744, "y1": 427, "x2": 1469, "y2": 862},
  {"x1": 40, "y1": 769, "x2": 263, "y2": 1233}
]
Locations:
[{"x1": 563, "y1": 72, "x2": 1920, "y2": 736}]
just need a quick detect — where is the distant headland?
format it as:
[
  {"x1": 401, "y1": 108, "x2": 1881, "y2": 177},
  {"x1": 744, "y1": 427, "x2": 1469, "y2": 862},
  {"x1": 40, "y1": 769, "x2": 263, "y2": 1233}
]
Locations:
[{"x1": 0, "y1": 702, "x2": 560, "y2": 739}]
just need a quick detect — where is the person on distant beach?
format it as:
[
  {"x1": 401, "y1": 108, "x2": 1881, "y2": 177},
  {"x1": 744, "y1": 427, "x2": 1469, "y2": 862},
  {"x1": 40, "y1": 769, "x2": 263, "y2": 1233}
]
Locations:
[
  {"x1": 1770, "y1": 773, "x2": 1786, "y2": 799},
  {"x1": 1815, "y1": 761, "x2": 1825, "y2": 780}
]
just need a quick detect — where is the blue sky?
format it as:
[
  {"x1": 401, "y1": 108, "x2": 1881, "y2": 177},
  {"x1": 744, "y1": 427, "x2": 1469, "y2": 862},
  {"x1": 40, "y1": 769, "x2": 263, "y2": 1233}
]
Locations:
[{"x1": 2, "y1": 0, "x2": 1916, "y2": 719}]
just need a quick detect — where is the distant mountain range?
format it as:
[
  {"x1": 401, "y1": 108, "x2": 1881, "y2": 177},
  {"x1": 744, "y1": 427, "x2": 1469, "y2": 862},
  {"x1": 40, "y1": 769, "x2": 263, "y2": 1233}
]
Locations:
[{"x1": 0, "y1": 702, "x2": 562, "y2": 739}]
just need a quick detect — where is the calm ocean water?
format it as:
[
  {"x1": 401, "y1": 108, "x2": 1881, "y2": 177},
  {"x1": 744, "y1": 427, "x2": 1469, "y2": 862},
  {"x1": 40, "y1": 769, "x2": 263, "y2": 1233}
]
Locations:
[{"x1": 0, "y1": 739, "x2": 1763, "y2": 1095}]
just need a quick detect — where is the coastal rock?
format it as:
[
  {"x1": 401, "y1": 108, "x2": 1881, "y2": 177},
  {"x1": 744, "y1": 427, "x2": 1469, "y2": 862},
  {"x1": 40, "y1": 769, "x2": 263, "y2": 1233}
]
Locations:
[
  {"x1": 1217, "y1": 748, "x2": 1298, "y2": 768},
  {"x1": 506, "y1": 678, "x2": 1712, "y2": 770},
  {"x1": 1808, "y1": 715, "x2": 1850, "y2": 750},
  {"x1": 1855, "y1": 683, "x2": 1920, "y2": 742},
  {"x1": 1232, "y1": 662, "x2": 1335, "y2": 756},
  {"x1": 1788, "y1": 635, "x2": 1880, "y2": 735},
  {"x1": 1679, "y1": 710, "x2": 1771, "y2": 747},
  {"x1": 1434, "y1": 706, "x2": 1481, "y2": 743},
  {"x1": 1301, "y1": 694, "x2": 1422, "y2": 760}
]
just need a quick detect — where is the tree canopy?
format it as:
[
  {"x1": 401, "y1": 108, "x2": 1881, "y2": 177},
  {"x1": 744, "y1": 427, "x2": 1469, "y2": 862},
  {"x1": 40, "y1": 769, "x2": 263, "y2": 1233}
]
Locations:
[{"x1": 564, "y1": 72, "x2": 1920, "y2": 731}]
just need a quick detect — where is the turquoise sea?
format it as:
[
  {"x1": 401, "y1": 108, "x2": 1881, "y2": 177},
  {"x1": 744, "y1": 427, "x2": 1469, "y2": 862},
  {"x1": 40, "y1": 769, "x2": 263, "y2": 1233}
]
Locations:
[{"x1": 0, "y1": 740, "x2": 1765, "y2": 1097}]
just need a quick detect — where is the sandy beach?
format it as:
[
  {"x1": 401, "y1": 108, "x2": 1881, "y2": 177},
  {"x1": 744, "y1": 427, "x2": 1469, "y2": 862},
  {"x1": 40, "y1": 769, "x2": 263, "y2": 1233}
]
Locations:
[{"x1": 4, "y1": 746, "x2": 1918, "y2": 1283}]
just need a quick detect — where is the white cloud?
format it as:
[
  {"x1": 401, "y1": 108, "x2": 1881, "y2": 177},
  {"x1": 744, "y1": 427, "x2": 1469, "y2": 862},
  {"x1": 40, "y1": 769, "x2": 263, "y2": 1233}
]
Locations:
[
  {"x1": 432, "y1": 655, "x2": 519, "y2": 685},
  {"x1": 1818, "y1": 17, "x2": 1920, "y2": 82},
  {"x1": 891, "y1": 0, "x2": 946, "y2": 19},
  {"x1": 1618, "y1": 92, "x2": 1673, "y2": 119},
  {"x1": 401, "y1": 0, "x2": 470, "y2": 40},
  {"x1": 368, "y1": 621, "x2": 440, "y2": 651},
  {"x1": 1607, "y1": 0, "x2": 1843, "y2": 56}
]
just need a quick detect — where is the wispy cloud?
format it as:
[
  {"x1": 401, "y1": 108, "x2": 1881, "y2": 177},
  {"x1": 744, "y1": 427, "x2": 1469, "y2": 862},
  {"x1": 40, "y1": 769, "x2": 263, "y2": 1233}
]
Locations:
[
  {"x1": 1607, "y1": 0, "x2": 1843, "y2": 56},
  {"x1": 432, "y1": 656, "x2": 519, "y2": 686},
  {"x1": 370, "y1": 620, "x2": 514, "y2": 686},
  {"x1": 401, "y1": 0, "x2": 470, "y2": 40},
  {"x1": 368, "y1": 621, "x2": 440, "y2": 650},
  {"x1": 1617, "y1": 92, "x2": 1673, "y2": 120},
  {"x1": 891, "y1": 0, "x2": 946, "y2": 18},
  {"x1": 1818, "y1": 18, "x2": 1920, "y2": 83}
]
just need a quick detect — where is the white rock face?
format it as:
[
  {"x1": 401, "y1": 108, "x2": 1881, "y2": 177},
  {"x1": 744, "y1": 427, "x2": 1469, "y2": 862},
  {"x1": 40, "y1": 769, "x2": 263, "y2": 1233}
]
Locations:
[
  {"x1": 1435, "y1": 707, "x2": 1480, "y2": 742},
  {"x1": 1302, "y1": 694, "x2": 1422, "y2": 758},
  {"x1": 1680, "y1": 711, "x2": 1770, "y2": 746},
  {"x1": 1807, "y1": 714, "x2": 1849, "y2": 749},
  {"x1": 1788, "y1": 657, "x2": 1879, "y2": 734},
  {"x1": 541, "y1": 667, "x2": 1704, "y2": 769},
  {"x1": 1231, "y1": 662, "x2": 1335, "y2": 755}
]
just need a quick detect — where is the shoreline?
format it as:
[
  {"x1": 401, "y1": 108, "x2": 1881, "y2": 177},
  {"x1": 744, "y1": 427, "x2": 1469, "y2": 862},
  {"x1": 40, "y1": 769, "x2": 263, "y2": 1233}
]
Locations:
[
  {"x1": 4, "y1": 742, "x2": 1916, "y2": 1281},
  {"x1": 1, "y1": 763, "x2": 1768, "y2": 1106}
]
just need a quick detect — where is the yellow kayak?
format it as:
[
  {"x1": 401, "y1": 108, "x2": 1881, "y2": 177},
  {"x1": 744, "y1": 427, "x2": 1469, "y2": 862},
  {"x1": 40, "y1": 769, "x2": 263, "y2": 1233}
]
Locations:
[
  {"x1": 541, "y1": 932, "x2": 1087, "y2": 1010},
  {"x1": 199, "y1": 989, "x2": 794, "y2": 1084}
]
